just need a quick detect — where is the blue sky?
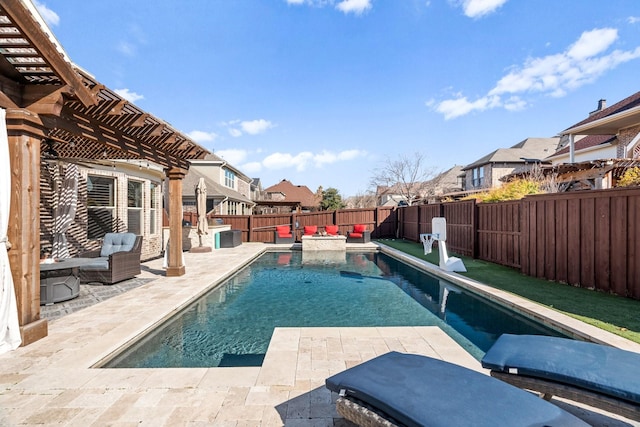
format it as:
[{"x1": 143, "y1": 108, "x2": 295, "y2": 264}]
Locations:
[{"x1": 37, "y1": 0, "x2": 640, "y2": 197}]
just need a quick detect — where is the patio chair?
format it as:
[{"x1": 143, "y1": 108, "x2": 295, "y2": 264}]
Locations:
[
  {"x1": 274, "y1": 225, "x2": 294, "y2": 244},
  {"x1": 303, "y1": 225, "x2": 317, "y2": 236},
  {"x1": 346, "y1": 224, "x2": 370, "y2": 243},
  {"x1": 481, "y1": 334, "x2": 640, "y2": 422},
  {"x1": 324, "y1": 225, "x2": 339, "y2": 236},
  {"x1": 78, "y1": 232, "x2": 142, "y2": 285},
  {"x1": 326, "y1": 351, "x2": 588, "y2": 427}
]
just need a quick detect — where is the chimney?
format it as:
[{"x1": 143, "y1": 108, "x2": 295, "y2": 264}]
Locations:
[{"x1": 589, "y1": 99, "x2": 606, "y2": 115}]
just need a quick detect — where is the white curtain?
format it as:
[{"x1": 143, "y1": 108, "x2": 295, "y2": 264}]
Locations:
[
  {"x1": 0, "y1": 108, "x2": 22, "y2": 354},
  {"x1": 52, "y1": 163, "x2": 78, "y2": 259}
]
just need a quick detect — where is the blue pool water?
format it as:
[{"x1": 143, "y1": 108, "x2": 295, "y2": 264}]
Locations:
[{"x1": 104, "y1": 251, "x2": 567, "y2": 368}]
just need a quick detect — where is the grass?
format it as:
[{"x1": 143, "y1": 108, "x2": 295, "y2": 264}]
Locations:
[{"x1": 376, "y1": 238, "x2": 640, "y2": 344}]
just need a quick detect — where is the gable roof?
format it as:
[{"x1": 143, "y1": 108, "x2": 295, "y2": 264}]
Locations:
[
  {"x1": 463, "y1": 137, "x2": 559, "y2": 170},
  {"x1": 563, "y1": 91, "x2": 640, "y2": 135},
  {"x1": 552, "y1": 134, "x2": 617, "y2": 157},
  {"x1": 263, "y1": 179, "x2": 320, "y2": 207}
]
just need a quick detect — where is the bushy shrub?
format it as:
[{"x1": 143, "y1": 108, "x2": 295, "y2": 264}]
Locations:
[
  {"x1": 464, "y1": 179, "x2": 542, "y2": 202},
  {"x1": 617, "y1": 167, "x2": 640, "y2": 187}
]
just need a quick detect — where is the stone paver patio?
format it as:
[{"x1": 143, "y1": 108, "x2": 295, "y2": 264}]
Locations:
[{"x1": 1, "y1": 243, "x2": 638, "y2": 426}]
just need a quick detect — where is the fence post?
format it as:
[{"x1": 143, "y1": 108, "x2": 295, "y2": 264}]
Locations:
[
  {"x1": 247, "y1": 215, "x2": 253, "y2": 242},
  {"x1": 471, "y1": 199, "x2": 478, "y2": 259}
]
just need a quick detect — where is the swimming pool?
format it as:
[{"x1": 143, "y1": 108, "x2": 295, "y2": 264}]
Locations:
[{"x1": 104, "y1": 251, "x2": 567, "y2": 368}]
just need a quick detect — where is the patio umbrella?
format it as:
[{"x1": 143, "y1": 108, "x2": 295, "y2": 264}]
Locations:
[
  {"x1": 0, "y1": 108, "x2": 22, "y2": 354},
  {"x1": 196, "y1": 177, "x2": 208, "y2": 247},
  {"x1": 51, "y1": 163, "x2": 78, "y2": 259}
]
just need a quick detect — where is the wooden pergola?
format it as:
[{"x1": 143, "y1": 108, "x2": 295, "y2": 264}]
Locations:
[{"x1": 0, "y1": 0, "x2": 208, "y2": 345}]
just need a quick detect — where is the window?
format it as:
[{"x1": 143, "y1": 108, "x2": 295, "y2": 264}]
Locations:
[
  {"x1": 150, "y1": 182, "x2": 158, "y2": 234},
  {"x1": 128, "y1": 180, "x2": 143, "y2": 235},
  {"x1": 472, "y1": 167, "x2": 484, "y2": 187},
  {"x1": 87, "y1": 175, "x2": 115, "y2": 239},
  {"x1": 228, "y1": 201, "x2": 238, "y2": 215},
  {"x1": 224, "y1": 169, "x2": 235, "y2": 188}
]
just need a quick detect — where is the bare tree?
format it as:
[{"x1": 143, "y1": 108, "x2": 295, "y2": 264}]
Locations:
[
  {"x1": 526, "y1": 163, "x2": 561, "y2": 193},
  {"x1": 369, "y1": 152, "x2": 440, "y2": 206},
  {"x1": 347, "y1": 191, "x2": 377, "y2": 208}
]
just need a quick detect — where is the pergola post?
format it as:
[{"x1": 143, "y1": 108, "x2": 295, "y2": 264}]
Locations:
[
  {"x1": 6, "y1": 109, "x2": 47, "y2": 345},
  {"x1": 166, "y1": 167, "x2": 186, "y2": 276}
]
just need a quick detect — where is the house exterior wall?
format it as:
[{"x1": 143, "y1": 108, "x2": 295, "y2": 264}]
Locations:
[
  {"x1": 40, "y1": 162, "x2": 163, "y2": 262},
  {"x1": 550, "y1": 145, "x2": 618, "y2": 165},
  {"x1": 619, "y1": 124, "x2": 640, "y2": 157}
]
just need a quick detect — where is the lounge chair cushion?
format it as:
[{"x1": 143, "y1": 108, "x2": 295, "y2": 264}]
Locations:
[
  {"x1": 303, "y1": 225, "x2": 317, "y2": 235},
  {"x1": 325, "y1": 225, "x2": 338, "y2": 235},
  {"x1": 79, "y1": 257, "x2": 109, "y2": 270},
  {"x1": 481, "y1": 334, "x2": 640, "y2": 405},
  {"x1": 275, "y1": 226, "x2": 292, "y2": 238},
  {"x1": 326, "y1": 351, "x2": 588, "y2": 427},
  {"x1": 100, "y1": 232, "x2": 138, "y2": 257}
]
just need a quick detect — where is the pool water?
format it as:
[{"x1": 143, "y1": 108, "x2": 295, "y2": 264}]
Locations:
[{"x1": 104, "y1": 251, "x2": 566, "y2": 368}]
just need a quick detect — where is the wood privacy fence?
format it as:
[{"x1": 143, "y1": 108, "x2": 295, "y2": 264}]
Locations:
[
  {"x1": 183, "y1": 186, "x2": 640, "y2": 298},
  {"x1": 395, "y1": 187, "x2": 640, "y2": 299},
  {"x1": 204, "y1": 207, "x2": 397, "y2": 244}
]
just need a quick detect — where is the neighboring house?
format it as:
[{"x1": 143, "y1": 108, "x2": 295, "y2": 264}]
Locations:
[
  {"x1": 183, "y1": 153, "x2": 255, "y2": 216},
  {"x1": 461, "y1": 137, "x2": 560, "y2": 192},
  {"x1": 425, "y1": 165, "x2": 465, "y2": 203},
  {"x1": 256, "y1": 179, "x2": 320, "y2": 213},
  {"x1": 541, "y1": 93, "x2": 640, "y2": 190},
  {"x1": 250, "y1": 178, "x2": 264, "y2": 201}
]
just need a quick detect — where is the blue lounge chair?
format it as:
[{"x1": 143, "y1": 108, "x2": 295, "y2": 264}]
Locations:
[
  {"x1": 326, "y1": 351, "x2": 589, "y2": 427},
  {"x1": 481, "y1": 334, "x2": 640, "y2": 422}
]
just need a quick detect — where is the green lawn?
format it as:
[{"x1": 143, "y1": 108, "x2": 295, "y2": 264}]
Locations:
[{"x1": 376, "y1": 239, "x2": 640, "y2": 344}]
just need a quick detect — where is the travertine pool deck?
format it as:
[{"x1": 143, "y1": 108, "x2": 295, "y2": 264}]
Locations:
[{"x1": 1, "y1": 243, "x2": 639, "y2": 426}]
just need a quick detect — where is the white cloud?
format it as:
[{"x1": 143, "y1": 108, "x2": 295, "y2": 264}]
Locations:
[
  {"x1": 117, "y1": 41, "x2": 136, "y2": 56},
  {"x1": 239, "y1": 161, "x2": 263, "y2": 174},
  {"x1": 336, "y1": 0, "x2": 372, "y2": 15},
  {"x1": 264, "y1": 152, "x2": 314, "y2": 172},
  {"x1": 567, "y1": 28, "x2": 617, "y2": 60},
  {"x1": 114, "y1": 88, "x2": 144, "y2": 103},
  {"x1": 225, "y1": 119, "x2": 274, "y2": 137},
  {"x1": 34, "y1": 0, "x2": 60, "y2": 26},
  {"x1": 456, "y1": 0, "x2": 508, "y2": 18},
  {"x1": 283, "y1": 0, "x2": 372, "y2": 14},
  {"x1": 259, "y1": 149, "x2": 366, "y2": 172},
  {"x1": 241, "y1": 119, "x2": 274, "y2": 135},
  {"x1": 628, "y1": 16, "x2": 640, "y2": 24},
  {"x1": 187, "y1": 130, "x2": 218, "y2": 143},
  {"x1": 228, "y1": 128, "x2": 243, "y2": 138},
  {"x1": 216, "y1": 149, "x2": 249, "y2": 165},
  {"x1": 433, "y1": 28, "x2": 640, "y2": 119}
]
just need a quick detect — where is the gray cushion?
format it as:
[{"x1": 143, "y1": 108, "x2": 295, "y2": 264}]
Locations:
[
  {"x1": 100, "y1": 233, "x2": 137, "y2": 257},
  {"x1": 326, "y1": 351, "x2": 588, "y2": 427},
  {"x1": 79, "y1": 257, "x2": 109, "y2": 270},
  {"x1": 481, "y1": 334, "x2": 640, "y2": 405}
]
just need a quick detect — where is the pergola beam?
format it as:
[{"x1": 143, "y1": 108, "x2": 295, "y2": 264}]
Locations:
[{"x1": 1, "y1": 0, "x2": 96, "y2": 107}]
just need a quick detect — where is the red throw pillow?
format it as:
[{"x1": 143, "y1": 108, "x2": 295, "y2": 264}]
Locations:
[
  {"x1": 276, "y1": 225, "x2": 290, "y2": 236},
  {"x1": 304, "y1": 225, "x2": 317, "y2": 235},
  {"x1": 354, "y1": 224, "x2": 366, "y2": 233},
  {"x1": 325, "y1": 225, "x2": 338, "y2": 235}
]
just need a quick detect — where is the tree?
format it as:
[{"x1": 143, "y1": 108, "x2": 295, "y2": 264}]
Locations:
[
  {"x1": 369, "y1": 152, "x2": 439, "y2": 206},
  {"x1": 347, "y1": 190, "x2": 378, "y2": 208},
  {"x1": 320, "y1": 187, "x2": 345, "y2": 210}
]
